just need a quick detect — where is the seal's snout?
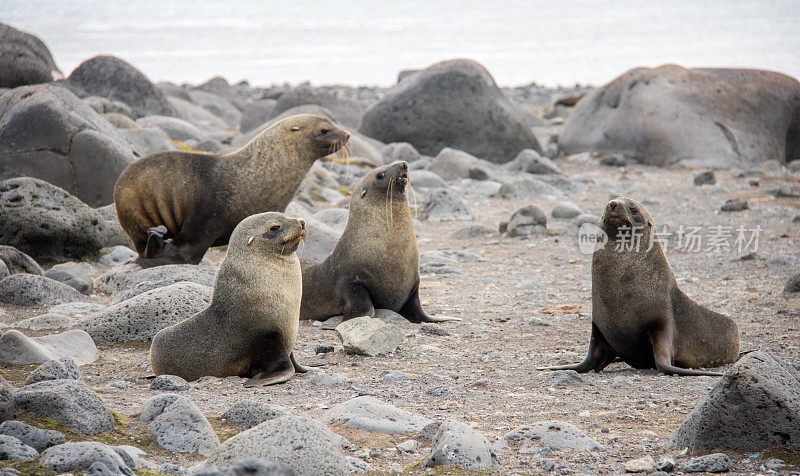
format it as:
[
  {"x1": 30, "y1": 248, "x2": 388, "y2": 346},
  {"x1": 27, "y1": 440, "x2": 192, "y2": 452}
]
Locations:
[{"x1": 607, "y1": 200, "x2": 622, "y2": 213}]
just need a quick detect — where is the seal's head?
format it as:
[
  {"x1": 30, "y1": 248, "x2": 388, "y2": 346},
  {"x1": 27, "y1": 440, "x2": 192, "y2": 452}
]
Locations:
[
  {"x1": 353, "y1": 161, "x2": 409, "y2": 203},
  {"x1": 232, "y1": 212, "x2": 306, "y2": 256},
  {"x1": 600, "y1": 197, "x2": 654, "y2": 241},
  {"x1": 279, "y1": 114, "x2": 350, "y2": 157}
]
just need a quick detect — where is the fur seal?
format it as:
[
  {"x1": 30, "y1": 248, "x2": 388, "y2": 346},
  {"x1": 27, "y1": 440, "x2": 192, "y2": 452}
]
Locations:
[
  {"x1": 114, "y1": 114, "x2": 349, "y2": 267},
  {"x1": 150, "y1": 212, "x2": 309, "y2": 386},
  {"x1": 540, "y1": 197, "x2": 739, "y2": 376},
  {"x1": 300, "y1": 161, "x2": 458, "y2": 323}
]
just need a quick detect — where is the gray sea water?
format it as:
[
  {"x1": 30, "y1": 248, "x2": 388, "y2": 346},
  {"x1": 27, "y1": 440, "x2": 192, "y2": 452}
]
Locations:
[{"x1": 2, "y1": 0, "x2": 799, "y2": 87}]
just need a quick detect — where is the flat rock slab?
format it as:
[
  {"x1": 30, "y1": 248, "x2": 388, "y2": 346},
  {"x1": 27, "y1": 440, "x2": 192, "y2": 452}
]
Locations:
[
  {"x1": 141, "y1": 393, "x2": 220, "y2": 457},
  {"x1": 323, "y1": 396, "x2": 433, "y2": 434},
  {"x1": 425, "y1": 419, "x2": 501, "y2": 470},
  {"x1": 207, "y1": 415, "x2": 349, "y2": 476},
  {"x1": 670, "y1": 351, "x2": 800, "y2": 452},
  {"x1": 40, "y1": 442, "x2": 133, "y2": 475},
  {"x1": 14, "y1": 379, "x2": 115, "y2": 435},
  {"x1": 73, "y1": 282, "x2": 211, "y2": 345},
  {"x1": 0, "y1": 329, "x2": 98, "y2": 365},
  {"x1": 495, "y1": 421, "x2": 603, "y2": 453},
  {"x1": 0, "y1": 274, "x2": 86, "y2": 307},
  {"x1": 335, "y1": 316, "x2": 405, "y2": 356}
]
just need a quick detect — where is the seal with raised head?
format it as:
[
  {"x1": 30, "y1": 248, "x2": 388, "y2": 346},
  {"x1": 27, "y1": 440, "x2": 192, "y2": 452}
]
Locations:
[
  {"x1": 540, "y1": 197, "x2": 740, "y2": 376},
  {"x1": 150, "y1": 212, "x2": 309, "y2": 386},
  {"x1": 300, "y1": 161, "x2": 458, "y2": 323},
  {"x1": 114, "y1": 114, "x2": 349, "y2": 267}
]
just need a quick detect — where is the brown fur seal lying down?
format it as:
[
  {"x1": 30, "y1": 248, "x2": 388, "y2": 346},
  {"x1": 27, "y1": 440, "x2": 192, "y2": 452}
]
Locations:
[
  {"x1": 540, "y1": 197, "x2": 740, "y2": 376},
  {"x1": 300, "y1": 161, "x2": 459, "y2": 323},
  {"x1": 150, "y1": 212, "x2": 309, "y2": 386},
  {"x1": 114, "y1": 114, "x2": 349, "y2": 267}
]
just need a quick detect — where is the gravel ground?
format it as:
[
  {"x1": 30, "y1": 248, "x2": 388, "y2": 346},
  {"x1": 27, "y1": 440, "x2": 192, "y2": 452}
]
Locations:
[{"x1": 1, "y1": 154, "x2": 799, "y2": 474}]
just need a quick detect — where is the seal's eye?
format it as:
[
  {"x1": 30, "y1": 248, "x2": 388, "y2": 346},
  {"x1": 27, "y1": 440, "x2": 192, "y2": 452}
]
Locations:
[
  {"x1": 290, "y1": 126, "x2": 300, "y2": 132},
  {"x1": 377, "y1": 172, "x2": 385, "y2": 180},
  {"x1": 270, "y1": 225, "x2": 281, "y2": 231},
  {"x1": 320, "y1": 128, "x2": 329, "y2": 135}
]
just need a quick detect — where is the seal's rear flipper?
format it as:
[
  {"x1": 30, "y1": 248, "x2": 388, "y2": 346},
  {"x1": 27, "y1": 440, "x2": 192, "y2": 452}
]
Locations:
[
  {"x1": 145, "y1": 225, "x2": 169, "y2": 258},
  {"x1": 290, "y1": 352, "x2": 311, "y2": 373},
  {"x1": 737, "y1": 349, "x2": 755, "y2": 360},
  {"x1": 243, "y1": 366, "x2": 295, "y2": 387},
  {"x1": 651, "y1": 331, "x2": 723, "y2": 377}
]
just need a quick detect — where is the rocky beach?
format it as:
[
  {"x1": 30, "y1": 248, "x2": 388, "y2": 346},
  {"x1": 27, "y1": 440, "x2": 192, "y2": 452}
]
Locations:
[{"x1": 0, "y1": 19, "x2": 799, "y2": 476}]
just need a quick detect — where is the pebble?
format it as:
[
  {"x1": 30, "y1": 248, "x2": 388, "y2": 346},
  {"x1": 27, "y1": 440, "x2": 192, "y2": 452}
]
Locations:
[
  {"x1": 693, "y1": 171, "x2": 716, "y2": 185},
  {"x1": 624, "y1": 455, "x2": 655, "y2": 473},
  {"x1": 314, "y1": 344, "x2": 335, "y2": 354},
  {"x1": 720, "y1": 198, "x2": 748, "y2": 212},
  {"x1": 335, "y1": 316, "x2": 404, "y2": 356},
  {"x1": 150, "y1": 375, "x2": 190, "y2": 392},
  {"x1": 682, "y1": 453, "x2": 731, "y2": 473}
]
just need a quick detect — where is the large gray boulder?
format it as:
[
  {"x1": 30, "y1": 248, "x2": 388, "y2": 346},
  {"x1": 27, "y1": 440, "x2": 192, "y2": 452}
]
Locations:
[
  {"x1": 141, "y1": 394, "x2": 220, "y2": 456},
  {"x1": 207, "y1": 415, "x2": 349, "y2": 476},
  {"x1": 0, "y1": 274, "x2": 85, "y2": 307},
  {"x1": 0, "y1": 22, "x2": 61, "y2": 88},
  {"x1": 425, "y1": 420, "x2": 501, "y2": 470},
  {"x1": 271, "y1": 85, "x2": 365, "y2": 128},
  {"x1": 73, "y1": 282, "x2": 212, "y2": 345},
  {"x1": 14, "y1": 379, "x2": 115, "y2": 435},
  {"x1": 559, "y1": 65, "x2": 800, "y2": 168},
  {"x1": 239, "y1": 99, "x2": 277, "y2": 133},
  {"x1": 95, "y1": 262, "x2": 216, "y2": 295},
  {"x1": 323, "y1": 396, "x2": 433, "y2": 434},
  {"x1": 670, "y1": 351, "x2": 800, "y2": 452},
  {"x1": 67, "y1": 55, "x2": 175, "y2": 119},
  {"x1": 359, "y1": 59, "x2": 542, "y2": 163},
  {"x1": 0, "y1": 329, "x2": 98, "y2": 365},
  {"x1": 0, "y1": 85, "x2": 138, "y2": 205},
  {"x1": 0, "y1": 379, "x2": 12, "y2": 424},
  {"x1": 0, "y1": 178, "x2": 127, "y2": 262},
  {"x1": 40, "y1": 442, "x2": 133, "y2": 474},
  {"x1": 187, "y1": 90, "x2": 242, "y2": 128}
]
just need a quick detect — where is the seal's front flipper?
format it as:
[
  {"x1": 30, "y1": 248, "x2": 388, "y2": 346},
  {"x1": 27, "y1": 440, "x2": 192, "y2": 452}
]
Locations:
[
  {"x1": 290, "y1": 352, "x2": 311, "y2": 373},
  {"x1": 145, "y1": 225, "x2": 168, "y2": 258},
  {"x1": 399, "y1": 286, "x2": 461, "y2": 323},
  {"x1": 538, "y1": 323, "x2": 616, "y2": 373},
  {"x1": 244, "y1": 351, "x2": 295, "y2": 387}
]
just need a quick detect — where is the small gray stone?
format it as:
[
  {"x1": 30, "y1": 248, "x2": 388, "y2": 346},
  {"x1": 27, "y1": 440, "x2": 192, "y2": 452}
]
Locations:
[
  {"x1": 308, "y1": 372, "x2": 350, "y2": 387},
  {"x1": 598, "y1": 154, "x2": 628, "y2": 166},
  {"x1": 452, "y1": 225, "x2": 492, "y2": 239},
  {"x1": 421, "y1": 188, "x2": 475, "y2": 222},
  {"x1": 0, "y1": 379, "x2": 13, "y2": 424},
  {"x1": 45, "y1": 262, "x2": 94, "y2": 294},
  {"x1": 495, "y1": 177, "x2": 562, "y2": 199},
  {"x1": 97, "y1": 246, "x2": 137, "y2": 266},
  {"x1": 784, "y1": 274, "x2": 800, "y2": 293},
  {"x1": 150, "y1": 375, "x2": 190, "y2": 392},
  {"x1": 40, "y1": 442, "x2": 133, "y2": 474},
  {"x1": 656, "y1": 456, "x2": 676, "y2": 472},
  {"x1": 223, "y1": 401, "x2": 291, "y2": 430},
  {"x1": 624, "y1": 455, "x2": 656, "y2": 473},
  {"x1": 0, "y1": 421, "x2": 65, "y2": 451},
  {"x1": 207, "y1": 415, "x2": 349, "y2": 475},
  {"x1": 396, "y1": 439, "x2": 419, "y2": 453},
  {"x1": 409, "y1": 170, "x2": 449, "y2": 189},
  {"x1": 0, "y1": 434, "x2": 38, "y2": 461},
  {"x1": 425, "y1": 419, "x2": 501, "y2": 470},
  {"x1": 346, "y1": 456, "x2": 373, "y2": 473},
  {"x1": 381, "y1": 370, "x2": 410, "y2": 382},
  {"x1": 314, "y1": 344, "x2": 335, "y2": 354},
  {"x1": 0, "y1": 274, "x2": 87, "y2": 307},
  {"x1": 506, "y1": 205, "x2": 547, "y2": 237},
  {"x1": 419, "y1": 323, "x2": 451, "y2": 336},
  {"x1": 507, "y1": 149, "x2": 561, "y2": 174},
  {"x1": 0, "y1": 262, "x2": 7, "y2": 281},
  {"x1": 495, "y1": 421, "x2": 603, "y2": 453},
  {"x1": 382, "y1": 142, "x2": 421, "y2": 164},
  {"x1": 15, "y1": 379, "x2": 115, "y2": 435},
  {"x1": 0, "y1": 329, "x2": 99, "y2": 365},
  {"x1": 26, "y1": 356, "x2": 81, "y2": 384},
  {"x1": 764, "y1": 458, "x2": 786, "y2": 470},
  {"x1": 140, "y1": 393, "x2": 220, "y2": 456},
  {"x1": 551, "y1": 201, "x2": 584, "y2": 219},
  {"x1": 323, "y1": 396, "x2": 433, "y2": 434},
  {"x1": 693, "y1": 171, "x2": 716, "y2": 185},
  {"x1": 335, "y1": 316, "x2": 405, "y2": 356},
  {"x1": 682, "y1": 453, "x2": 731, "y2": 473},
  {"x1": 195, "y1": 458, "x2": 295, "y2": 475},
  {"x1": 720, "y1": 198, "x2": 748, "y2": 212},
  {"x1": 545, "y1": 370, "x2": 584, "y2": 387}
]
